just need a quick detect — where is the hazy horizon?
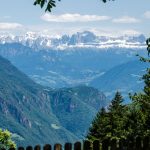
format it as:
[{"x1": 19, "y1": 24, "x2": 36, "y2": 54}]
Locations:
[{"x1": 0, "y1": 0, "x2": 150, "y2": 37}]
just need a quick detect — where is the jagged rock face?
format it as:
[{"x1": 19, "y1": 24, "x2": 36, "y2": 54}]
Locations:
[
  {"x1": 49, "y1": 86, "x2": 107, "y2": 138},
  {"x1": 0, "y1": 99, "x2": 31, "y2": 128},
  {"x1": 0, "y1": 55, "x2": 108, "y2": 146},
  {"x1": 68, "y1": 31, "x2": 97, "y2": 45}
]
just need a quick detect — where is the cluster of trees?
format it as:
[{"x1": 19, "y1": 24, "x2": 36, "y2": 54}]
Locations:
[{"x1": 87, "y1": 40, "x2": 150, "y2": 141}]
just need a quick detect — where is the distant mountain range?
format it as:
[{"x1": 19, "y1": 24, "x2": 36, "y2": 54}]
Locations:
[
  {"x1": 91, "y1": 60, "x2": 149, "y2": 101},
  {"x1": 0, "y1": 31, "x2": 146, "y2": 50},
  {"x1": 0, "y1": 55, "x2": 107, "y2": 146},
  {"x1": 0, "y1": 31, "x2": 148, "y2": 100}
]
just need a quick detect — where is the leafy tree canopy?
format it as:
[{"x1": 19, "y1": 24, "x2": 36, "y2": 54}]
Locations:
[
  {"x1": 33, "y1": 0, "x2": 114, "y2": 12},
  {"x1": 0, "y1": 129, "x2": 16, "y2": 150}
]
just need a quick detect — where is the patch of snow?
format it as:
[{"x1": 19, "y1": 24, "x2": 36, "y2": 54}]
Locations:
[
  {"x1": 131, "y1": 74, "x2": 142, "y2": 78},
  {"x1": 51, "y1": 124, "x2": 61, "y2": 129},
  {"x1": 11, "y1": 133, "x2": 25, "y2": 141}
]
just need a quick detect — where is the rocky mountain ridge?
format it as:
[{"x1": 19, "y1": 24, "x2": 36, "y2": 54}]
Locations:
[
  {"x1": 0, "y1": 55, "x2": 107, "y2": 146},
  {"x1": 0, "y1": 31, "x2": 146, "y2": 50}
]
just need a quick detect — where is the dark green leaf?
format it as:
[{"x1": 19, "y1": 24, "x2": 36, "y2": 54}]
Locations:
[{"x1": 40, "y1": 0, "x2": 45, "y2": 8}]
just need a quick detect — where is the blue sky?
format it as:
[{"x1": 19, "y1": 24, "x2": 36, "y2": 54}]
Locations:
[{"x1": 0, "y1": 0, "x2": 150, "y2": 37}]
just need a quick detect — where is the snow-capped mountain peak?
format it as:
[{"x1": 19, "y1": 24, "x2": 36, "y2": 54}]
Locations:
[{"x1": 0, "y1": 31, "x2": 146, "y2": 50}]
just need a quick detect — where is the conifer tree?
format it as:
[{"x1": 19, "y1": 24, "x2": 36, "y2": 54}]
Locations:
[
  {"x1": 87, "y1": 92, "x2": 127, "y2": 141},
  {"x1": 108, "y1": 91, "x2": 124, "y2": 112},
  {"x1": 107, "y1": 91, "x2": 127, "y2": 139},
  {"x1": 128, "y1": 38, "x2": 150, "y2": 137},
  {"x1": 87, "y1": 107, "x2": 109, "y2": 141}
]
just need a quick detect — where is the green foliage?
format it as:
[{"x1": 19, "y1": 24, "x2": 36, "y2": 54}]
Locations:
[
  {"x1": 33, "y1": 0, "x2": 114, "y2": 12},
  {"x1": 102, "y1": 0, "x2": 115, "y2": 3},
  {"x1": 146, "y1": 38, "x2": 150, "y2": 56},
  {"x1": 87, "y1": 92, "x2": 127, "y2": 141},
  {"x1": 33, "y1": 0, "x2": 60, "y2": 12},
  {"x1": 128, "y1": 59, "x2": 150, "y2": 137},
  {"x1": 127, "y1": 38, "x2": 150, "y2": 136},
  {"x1": 87, "y1": 107, "x2": 108, "y2": 141},
  {"x1": 87, "y1": 38, "x2": 150, "y2": 141},
  {"x1": 0, "y1": 129, "x2": 16, "y2": 149},
  {"x1": 107, "y1": 92, "x2": 128, "y2": 139}
]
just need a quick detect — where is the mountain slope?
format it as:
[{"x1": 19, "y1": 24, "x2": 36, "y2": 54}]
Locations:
[
  {"x1": 49, "y1": 86, "x2": 107, "y2": 138},
  {"x1": 0, "y1": 31, "x2": 147, "y2": 103},
  {"x1": 0, "y1": 55, "x2": 107, "y2": 146},
  {"x1": 90, "y1": 60, "x2": 149, "y2": 100},
  {"x1": 0, "y1": 55, "x2": 78, "y2": 146},
  {"x1": 0, "y1": 43, "x2": 144, "y2": 89}
]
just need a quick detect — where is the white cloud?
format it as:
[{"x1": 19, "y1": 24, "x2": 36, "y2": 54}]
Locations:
[
  {"x1": 121, "y1": 30, "x2": 141, "y2": 36},
  {"x1": 112, "y1": 16, "x2": 140, "y2": 23},
  {"x1": 24, "y1": 26, "x2": 141, "y2": 38},
  {"x1": 144, "y1": 11, "x2": 150, "y2": 19},
  {"x1": 0, "y1": 16, "x2": 11, "y2": 19},
  {"x1": 0, "y1": 22, "x2": 23, "y2": 30},
  {"x1": 41, "y1": 13, "x2": 111, "y2": 22},
  {"x1": 87, "y1": 28, "x2": 141, "y2": 37}
]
